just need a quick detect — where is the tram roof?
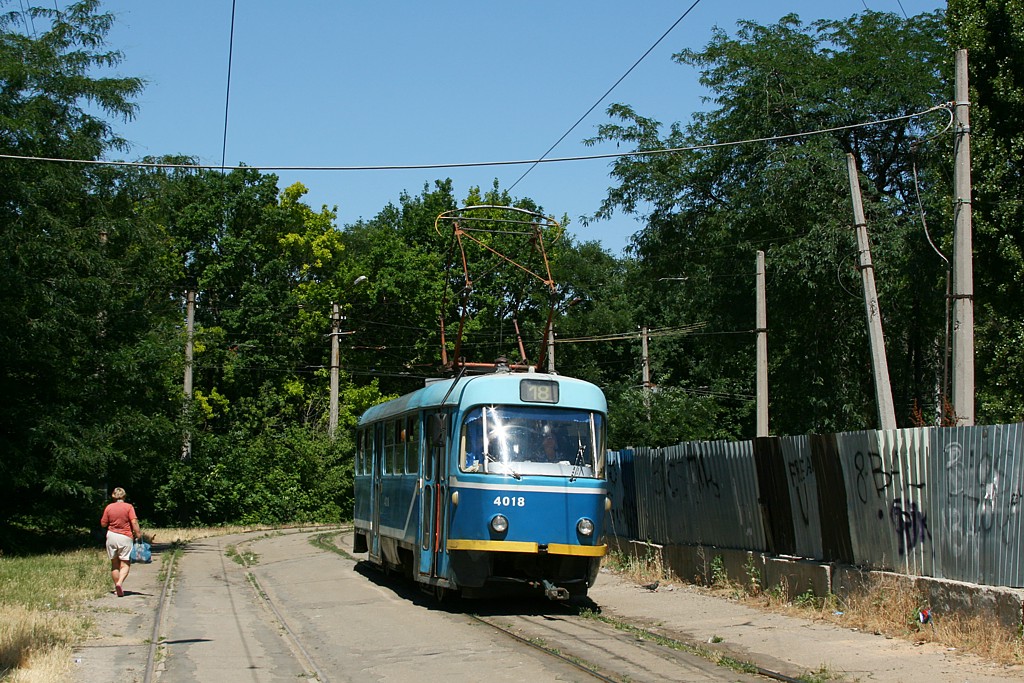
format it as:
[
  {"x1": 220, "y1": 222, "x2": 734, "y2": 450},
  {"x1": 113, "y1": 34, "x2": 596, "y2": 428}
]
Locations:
[{"x1": 357, "y1": 372, "x2": 606, "y2": 426}]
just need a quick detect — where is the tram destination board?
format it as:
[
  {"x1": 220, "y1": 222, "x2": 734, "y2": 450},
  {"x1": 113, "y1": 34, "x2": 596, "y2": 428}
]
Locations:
[{"x1": 520, "y1": 378, "x2": 559, "y2": 404}]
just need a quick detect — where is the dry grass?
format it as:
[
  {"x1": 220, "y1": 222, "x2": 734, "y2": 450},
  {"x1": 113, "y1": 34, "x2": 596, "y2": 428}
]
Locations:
[
  {"x1": 804, "y1": 574, "x2": 1024, "y2": 666},
  {"x1": 3, "y1": 641, "x2": 74, "y2": 683},
  {"x1": 0, "y1": 549, "x2": 105, "y2": 680},
  {"x1": 604, "y1": 550, "x2": 1024, "y2": 668},
  {"x1": 144, "y1": 524, "x2": 280, "y2": 546},
  {"x1": 742, "y1": 571, "x2": 1024, "y2": 667},
  {"x1": 604, "y1": 543, "x2": 667, "y2": 584}
]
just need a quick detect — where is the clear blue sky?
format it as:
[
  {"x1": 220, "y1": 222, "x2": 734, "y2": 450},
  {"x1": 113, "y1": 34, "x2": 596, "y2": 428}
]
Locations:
[{"x1": 94, "y1": 0, "x2": 945, "y2": 255}]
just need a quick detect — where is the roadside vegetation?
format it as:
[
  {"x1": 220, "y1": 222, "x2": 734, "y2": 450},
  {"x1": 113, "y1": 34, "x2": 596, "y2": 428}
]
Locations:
[
  {"x1": 5, "y1": 0, "x2": 1024, "y2": 548},
  {"x1": 0, "y1": 525, "x2": 307, "y2": 681},
  {"x1": 604, "y1": 548, "x2": 1024, "y2": 667},
  {"x1": 0, "y1": 550, "x2": 107, "y2": 681}
]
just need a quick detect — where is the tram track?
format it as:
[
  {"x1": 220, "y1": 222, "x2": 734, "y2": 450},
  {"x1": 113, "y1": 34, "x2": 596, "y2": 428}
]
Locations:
[
  {"x1": 140, "y1": 526, "x2": 348, "y2": 683},
  {"x1": 467, "y1": 612, "x2": 620, "y2": 681},
  {"x1": 142, "y1": 545, "x2": 177, "y2": 683},
  {"x1": 226, "y1": 527, "x2": 356, "y2": 683},
  {"x1": 468, "y1": 602, "x2": 811, "y2": 683},
  {"x1": 468, "y1": 608, "x2": 763, "y2": 683},
  {"x1": 136, "y1": 527, "x2": 807, "y2": 683}
]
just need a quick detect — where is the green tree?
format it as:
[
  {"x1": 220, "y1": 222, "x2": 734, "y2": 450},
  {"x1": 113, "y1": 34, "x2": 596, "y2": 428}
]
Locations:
[
  {"x1": 947, "y1": 0, "x2": 1024, "y2": 422},
  {"x1": 131, "y1": 164, "x2": 395, "y2": 525},
  {"x1": 587, "y1": 10, "x2": 950, "y2": 435},
  {"x1": 338, "y1": 180, "x2": 457, "y2": 395},
  {"x1": 0, "y1": 1, "x2": 182, "y2": 541}
]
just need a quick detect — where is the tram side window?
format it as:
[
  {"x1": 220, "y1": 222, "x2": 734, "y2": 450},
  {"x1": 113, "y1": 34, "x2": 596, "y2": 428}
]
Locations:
[
  {"x1": 405, "y1": 415, "x2": 420, "y2": 474},
  {"x1": 424, "y1": 409, "x2": 451, "y2": 481},
  {"x1": 355, "y1": 429, "x2": 364, "y2": 475},
  {"x1": 382, "y1": 420, "x2": 394, "y2": 474}
]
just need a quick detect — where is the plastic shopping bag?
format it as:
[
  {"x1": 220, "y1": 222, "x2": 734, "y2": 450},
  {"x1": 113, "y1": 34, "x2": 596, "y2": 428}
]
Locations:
[{"x1": 131, "y1": 540, "x2": 152, "y2": 563}]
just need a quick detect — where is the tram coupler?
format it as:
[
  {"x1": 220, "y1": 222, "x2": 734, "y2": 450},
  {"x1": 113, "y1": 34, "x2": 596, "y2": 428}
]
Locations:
[{"x1": 542, "y1": 580, "x2": 569, "y2": 601}]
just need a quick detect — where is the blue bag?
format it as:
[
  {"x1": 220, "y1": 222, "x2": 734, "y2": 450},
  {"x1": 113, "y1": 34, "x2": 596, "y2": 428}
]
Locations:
[{"x1": 131, "y1": 540, "x2": 152, "y2": 563}]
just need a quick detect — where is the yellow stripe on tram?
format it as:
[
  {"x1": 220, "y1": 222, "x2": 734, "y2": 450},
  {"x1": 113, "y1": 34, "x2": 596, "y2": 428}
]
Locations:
[
  {"x1": 446, "y1": 539, "x2": 606, "y2": 557},
  {"x1": 546, "y1": 543, "x2": 607, "y2": 557}
]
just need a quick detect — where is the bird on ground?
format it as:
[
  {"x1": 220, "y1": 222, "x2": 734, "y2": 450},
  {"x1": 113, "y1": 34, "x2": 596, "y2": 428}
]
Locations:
[{"x1": 640, "y1": 580, "x2": 659, "y2": 592}]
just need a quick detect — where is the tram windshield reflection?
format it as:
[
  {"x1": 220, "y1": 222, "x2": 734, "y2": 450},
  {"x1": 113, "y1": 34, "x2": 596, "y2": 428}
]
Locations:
[{"x1": 459, "y1": 405, "x2": 605, "y2": 478}]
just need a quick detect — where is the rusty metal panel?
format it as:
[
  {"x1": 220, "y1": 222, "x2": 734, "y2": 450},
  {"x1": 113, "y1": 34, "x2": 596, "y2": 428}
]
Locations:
[
  {"x1": 810, "y1": 433, "x2": 855, "y2": 564},
  {"x1": 835, "y1": 430, "x2": 890, "y2": 568},
  {"x1": 631, "y1": 447, "x2": 671, "y2": 545},
  {"x1": 660, "y1": 440, "x2": 765, "y2": 551},
  {"x1": 753, "y1": 437, "x2": 796, "y2": 555},
  {"x1": 605, "y1": 449, "x2": 639, "y2": 540},
  {"x1": 931, "y1": 424, "x2": 1024, "y2": 587},
  {"x1": 779, "y1": 435, "x2": 823, "y2": 559}
]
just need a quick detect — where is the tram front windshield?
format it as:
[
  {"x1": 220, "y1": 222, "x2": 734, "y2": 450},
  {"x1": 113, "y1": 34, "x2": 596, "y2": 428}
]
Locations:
[{"x1": 459, "y1": 405, "x2": 605, "y2": 478}]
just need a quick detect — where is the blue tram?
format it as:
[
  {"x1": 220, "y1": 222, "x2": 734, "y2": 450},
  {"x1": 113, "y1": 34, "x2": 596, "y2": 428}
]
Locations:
[{"x1": 352, "y1": 368, "x2": 608, "y2": 600}]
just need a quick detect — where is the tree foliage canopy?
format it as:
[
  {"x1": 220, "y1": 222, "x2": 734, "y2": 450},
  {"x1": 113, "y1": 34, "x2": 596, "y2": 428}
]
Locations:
[
  {"x1": 587, "y1": 10, "x2": 951, "y2": 434},
  {"x1": 948, "y1": 0, "x2": 1024, "y2": 421},
  {"x1": 3, "y1": 3, "x2": 1023, "y2": 548}
]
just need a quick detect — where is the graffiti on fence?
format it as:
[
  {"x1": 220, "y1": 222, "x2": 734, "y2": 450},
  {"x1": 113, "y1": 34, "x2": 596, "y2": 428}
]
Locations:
[
  {"x1": 941, "y1": 439, "x2": 1023, "y2": 553},
  {"x1": 787, "y1": 452, "x2": 815, "y2": 525},
  {"x1": 853, "y1": 449, "x2": 925, "y2": 504},
  {"x1": 889, "y1": 498, "x2": 932, "y2": 556},
  {"x1": 607, "y1": 424, "x2": 1024, "y2": 587},
  {"x1": 668, "y1": 452, "x2": 721, "y2": 500}
]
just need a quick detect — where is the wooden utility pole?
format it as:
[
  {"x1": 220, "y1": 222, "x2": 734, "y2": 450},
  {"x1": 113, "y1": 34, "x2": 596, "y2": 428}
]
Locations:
[
  {"x1": 182, "y1": 290, "x2": 195, "y2": 460},
  {"x1": 755, "y1": 251, "x2": 769, "y2": 437},
  {"x1": 952, "y1": 49, "x2": 975, "y2": 426},
  {"x1": 329, "y1": 302, "x2": 341, "y2": 440},
  {"x1": 846, "y1": 154, "x2": 897, "y2": 430}
]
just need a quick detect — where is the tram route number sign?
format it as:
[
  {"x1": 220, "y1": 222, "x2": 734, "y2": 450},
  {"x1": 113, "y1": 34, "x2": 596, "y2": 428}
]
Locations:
[{"x1": 520, "y1": 379, "x2": 559, "y2": 404}]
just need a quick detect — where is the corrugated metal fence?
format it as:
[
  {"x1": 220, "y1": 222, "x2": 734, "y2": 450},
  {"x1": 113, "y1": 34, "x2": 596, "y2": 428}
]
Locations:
[{"x1": 607, "y1": 423, "x2": 1024, "y2": 588}]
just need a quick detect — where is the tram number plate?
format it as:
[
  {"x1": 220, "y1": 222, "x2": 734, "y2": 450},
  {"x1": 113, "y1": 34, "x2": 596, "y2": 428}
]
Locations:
[{"x1": 493, "y1": 496, "x2": 526, "y2": 507}]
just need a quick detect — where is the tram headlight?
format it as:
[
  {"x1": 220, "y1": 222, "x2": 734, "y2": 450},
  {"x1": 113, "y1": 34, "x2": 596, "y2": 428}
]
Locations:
[
  {"x1": 576, "y1": 518, "x2": 595, "y2": 537},
  {"x1": 490, "y1": 514, "x2": 509, "y2": 534}
]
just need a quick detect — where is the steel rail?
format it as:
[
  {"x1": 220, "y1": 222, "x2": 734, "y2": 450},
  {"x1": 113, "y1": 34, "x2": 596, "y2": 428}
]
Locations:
[{"x1": 467, "y1": 613, "x2": 620, "y2": 682}]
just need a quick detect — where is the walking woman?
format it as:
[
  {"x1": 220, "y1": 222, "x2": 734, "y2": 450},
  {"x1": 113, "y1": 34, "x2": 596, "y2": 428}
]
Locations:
[{"x1": 100, "y1": 487, "x2": 142, "y2": 597}]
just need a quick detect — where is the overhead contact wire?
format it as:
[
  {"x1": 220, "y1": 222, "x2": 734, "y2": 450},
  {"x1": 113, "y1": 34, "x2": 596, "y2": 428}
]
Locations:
[{"x1": 0, "y1": 106, "x2": 952, "y2": 172}]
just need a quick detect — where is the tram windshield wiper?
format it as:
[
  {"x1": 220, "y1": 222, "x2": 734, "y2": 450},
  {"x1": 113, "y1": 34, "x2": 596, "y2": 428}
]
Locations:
[
  {"x1": 484, "y1": 453, "x2": 521, "y2": 480},
  {"x1": 569, "y1": 442, "x2": 587, "y2": 482}
]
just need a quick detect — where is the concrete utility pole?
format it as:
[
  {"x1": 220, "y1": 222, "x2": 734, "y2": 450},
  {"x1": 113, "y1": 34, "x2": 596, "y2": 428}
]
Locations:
[
  {"x1": 547, "y1": 327, "x2": 556, "y2": 374},
  {"x1": 182, "y1": 290, "x2": 195, "y2": 460},
  {"x1": 329, "y1": 302, "x2": 341, "y2": 440},
  {"x1": 328, "y1": 276, "x2": 368, "y2": 440},
  {"x1": 755, "y1": 251, "x2": 769, "y2": 437},
  {"x1": 952, "y1": 49, "x2": 975, "y2": 426},
  {"x1": 641, "y1": 326, "x2": 651, "y2": 391},
  {"x1": 846, "y1": 154, "x2": 898, "y2": 430}
]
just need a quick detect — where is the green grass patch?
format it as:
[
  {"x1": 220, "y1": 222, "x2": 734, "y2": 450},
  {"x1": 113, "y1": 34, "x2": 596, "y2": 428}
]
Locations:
[
  {"x1": 0, "y1": 549, "x2": 109, "y2": 610},
  {"x1": 309, "y1": 531, "x2": 356, "y2": 561}
]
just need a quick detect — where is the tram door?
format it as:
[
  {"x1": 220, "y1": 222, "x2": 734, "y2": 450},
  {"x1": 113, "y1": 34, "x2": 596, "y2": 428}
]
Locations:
[
  {"x1": 419, "y1": 411, "x2": 450, "y2": 580},
  {"x1": 370, "y1": 422, "x2": 383, "y2": 563}
]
